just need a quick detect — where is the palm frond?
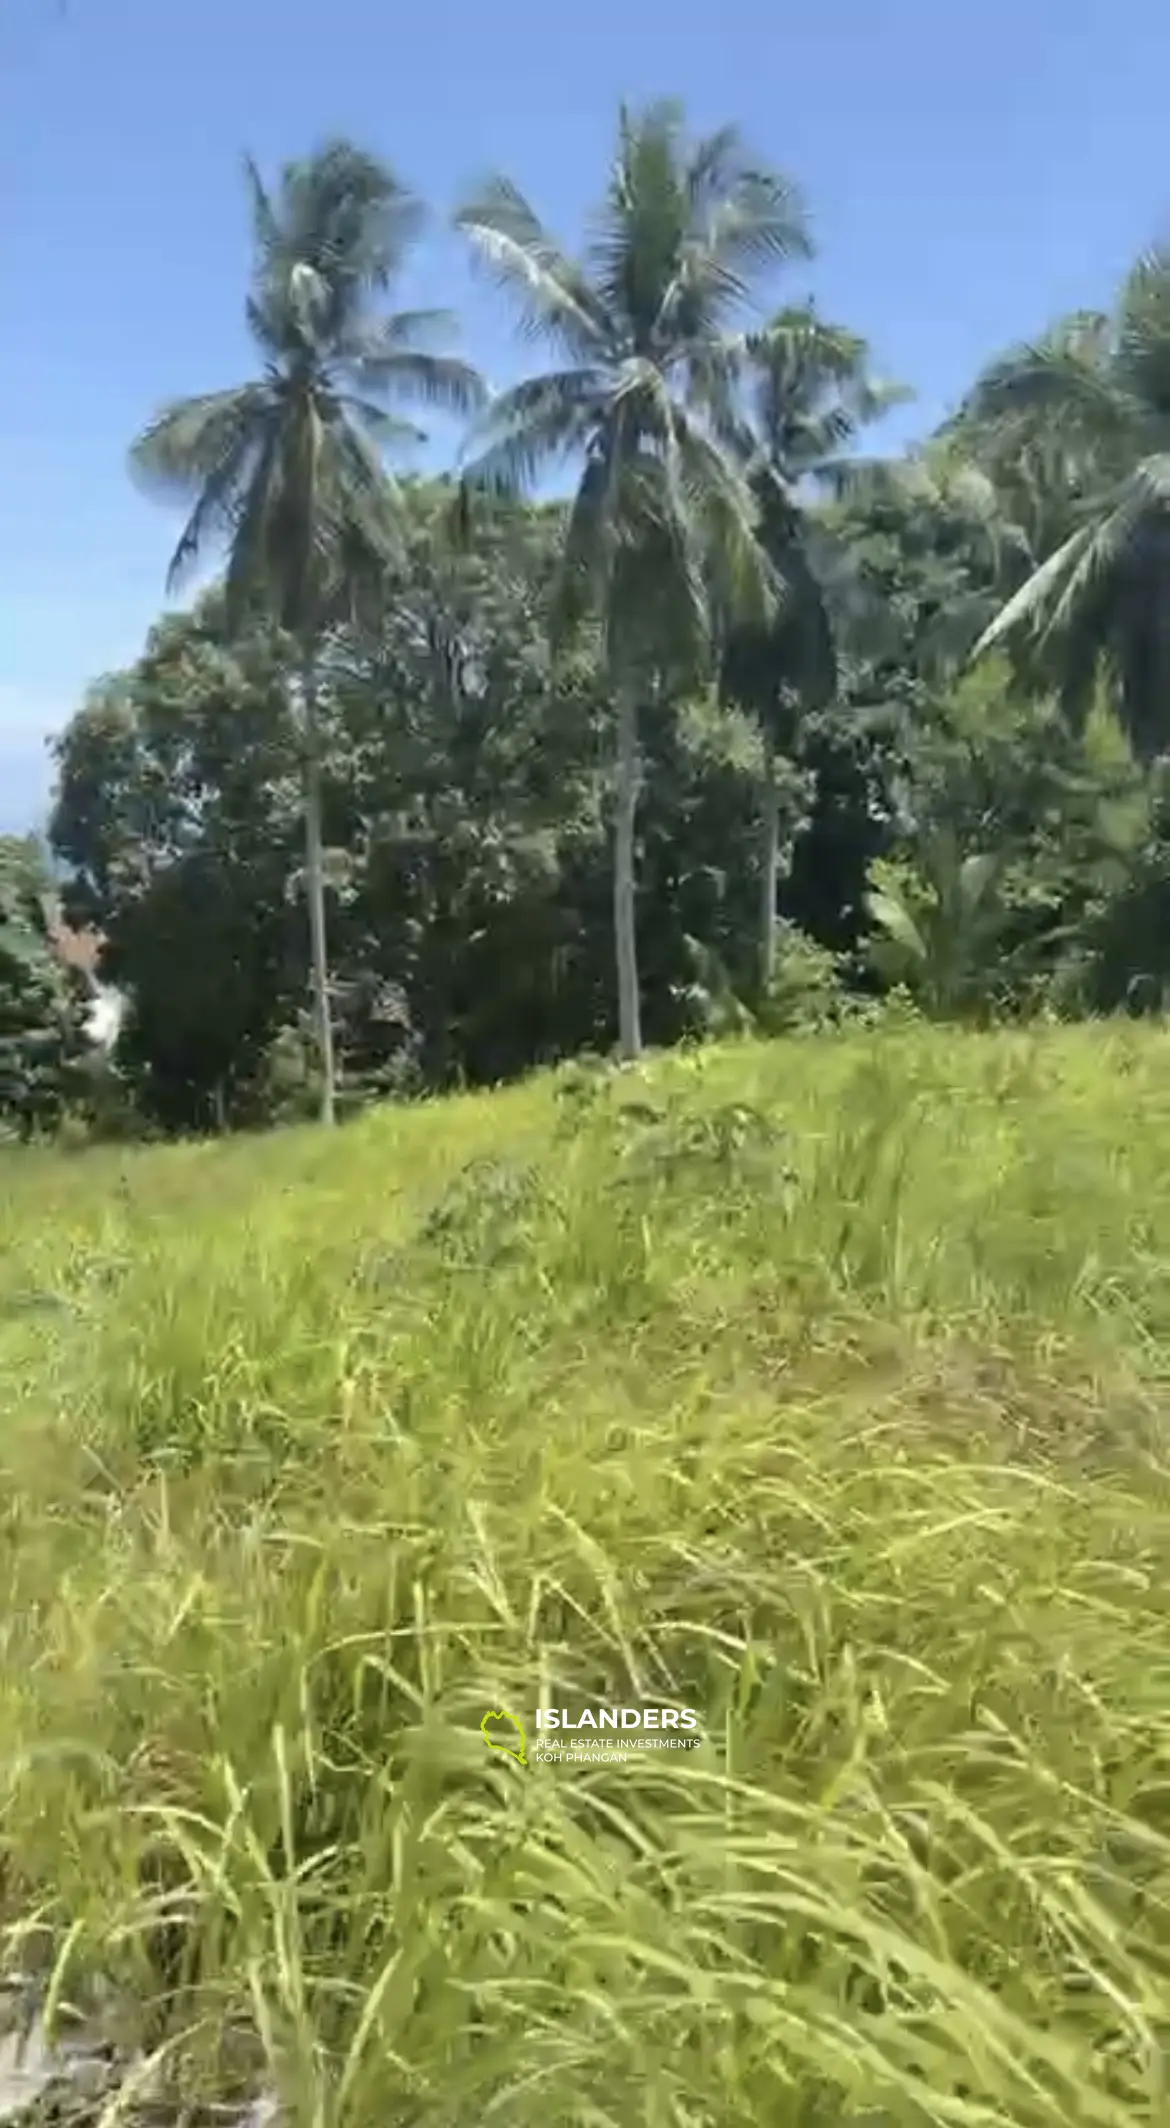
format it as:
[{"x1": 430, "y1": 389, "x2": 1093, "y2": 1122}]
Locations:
[
  {"x1": 1116, "y1": 247, "x2": 1170, "y2": 420},
  {"x1": 336, "y1": 396, "x2": 427, "y2": 449},
  {"x1": 972, "y1": 524, "x2": 1098, "y2": 656},
  {"x1": 866, "y1": 887, "x2": 928, "y2": 964},
  {"x1": 915, "y1": 589, "x2": 1002, "y2": 676},
  {"x1": 455, "y1": 178, "x2": 609, "y2": 361},
  {"x1": 322, "y1": 411, "x2": 407, "y2": 557},
  {"x1": 130, "y1": 384, "x2": 276, "y2": 590},
  {"x1": 242, "y1": 155, "x2": 283, "y2": 275},
  {"x1": 670, "y1": 399, "x2": 779, "y2": 629},
  {"x1": 963, "y1": 316, "x2": 1141, "y2": 455},
  {"x1": 606, "y1": 450, "x2": 711, "y2": 677},
  {"x1": 684, "y1": 122, "x2": 745, "y2": 218},
  {"x1": 744, "y1": 308, "x2": 868, "y2": 380},
  {"x1": 703, "y1": 165, "x2": 812, "y2": 280},
  {"x1": 460, "y1": 370, "x2": 602, "y2": 497},
  {"x1": 130, "y1": 385, "x2": 272, "y2": 493},
  {"x1": 660, "y1": 175, "x2": 811, "y2": 348},
  {"x1": 588, "y1": 101, "x2": 694, "y2": 345},
  {"x1": 683, "y1": 335, "x2": 752, "y2": 453},
  {"x1": 975, "y1": 454, "x2": 1170, "y2": 659},
  {"x1": 1047, "y1": 455, "x2": 1170, "y2": 631},
  {"x1": 549, "y1": 439, "x2": 621, "y2": 647},
  {"x1": 334, "y1": 308, "x2": 467, "y2": 368},
  {"x1": 346, "y1": 347, "x2": 486, "y2": 416},
  {"x1": 221, "y1": 418, "x2": 286, "y2": 630},
  {"x1": 722, "y1": 523, "x2": 836, "y2": 737},
  {"x1": 243, "y1": 294, "x2": 290, "y2": 365},
  {"x1": 658, "y1": 414, "x2": 714, "y2": 645}
]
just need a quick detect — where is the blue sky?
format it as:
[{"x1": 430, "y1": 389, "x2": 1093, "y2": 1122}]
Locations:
[{"x1": 1, "y1": 0, "x2": 1166, "y2": 831}]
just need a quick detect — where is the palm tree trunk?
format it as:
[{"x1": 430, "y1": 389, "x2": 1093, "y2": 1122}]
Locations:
[
  {"x1": 301, "y1": 663, "x2": 336, "y2": 1127},
  {"x1": 759, "y1": 727, "x2": 780, "y2": 992},
  {"x1": 613, "y1": 682, "x2": 643, "y2": 1060}
]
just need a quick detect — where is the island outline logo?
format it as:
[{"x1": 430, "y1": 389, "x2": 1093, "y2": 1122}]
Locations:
[{"x1": 481, "y1": 1708, "x2": 527, "y2": 1766}]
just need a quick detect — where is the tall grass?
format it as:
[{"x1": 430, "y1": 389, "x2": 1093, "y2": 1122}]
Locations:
[{"x1": 2, "y1": 1024, "x2": 1170, "y2": 2126}]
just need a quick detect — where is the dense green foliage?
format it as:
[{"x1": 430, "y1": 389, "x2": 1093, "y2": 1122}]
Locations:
[
  {"x1": 0, "y1": 836, "x2": 88, "y2": 1140},
  {"x1": 30, "y1": 110, "x2": 1170, "y2": 1135}
]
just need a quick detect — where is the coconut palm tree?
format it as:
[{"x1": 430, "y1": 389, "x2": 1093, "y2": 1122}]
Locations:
[
  {"x1": 455, "y1": 100, "x2": 810, "y2": 1059},
  {"x1": 131, "y1": 140, "x2": 484, "y2": 1122},
  {"x1": 720, "y1": 305, "x2": 905, "y2": 985},
  {"x1": 964, "y1": 255, "x2": 1170, "y2": 761}
]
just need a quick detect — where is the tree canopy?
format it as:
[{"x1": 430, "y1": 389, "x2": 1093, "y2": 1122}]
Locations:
[{"x1": 23, "y1": 105, "x2": 1170, "y2": 1138}]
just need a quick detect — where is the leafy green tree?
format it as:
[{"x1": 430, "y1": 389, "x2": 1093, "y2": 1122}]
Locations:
[
  {"x1": 0, "y1": 837, "x2": 88, "y2": 1140},
  {"x1": 327, "y1": 487, "x2": 767, "y2": 1076},
  {"x1": 863, "y1": 659, "x2": 1147, "y2": 1017},
  {"x1": 50, "y1": 488, "x2": 780, "y2": 1120},
  {"x1": 720, "y1": 305, "x2": 904, "y2": 984},
  {"x1": 50, "y1": 603, "x2": 306, "y2": 1132},
  {"x1": 1062, "y1": 761, "x2": 1170, "y2": 1016},
  {"x1": 830, "y1": 440, "x2": 1030, "y2": 687},
  {"x1": 129, "y1": 139, "x2": 483, "y2": 1122},
  {"x1": 455, "y1": 99, "x2": 807, "y2": 1057},
  {"x1": 322, "y1": 484, "x2": 615, "y2": 1082},
  {"x1": 963, "y1": 257, "x2": 1170, "y2": 758},
  {"x1": 756, "y1": 441, "x2": 1033, "y2": 967}
]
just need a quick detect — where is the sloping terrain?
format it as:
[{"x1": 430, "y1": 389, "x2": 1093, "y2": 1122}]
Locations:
[{"x1": 1, "y1": 1026, "x2": 1170, "y2": 2128}]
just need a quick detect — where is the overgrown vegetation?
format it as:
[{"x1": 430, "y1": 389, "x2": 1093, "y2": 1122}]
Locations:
[
  {"x1": 0, "y1": 837, "x2": 89, "y2": 1142},
  {"x1": 3, "y1": 1028, "x2": 1170, "y2": 2126}
]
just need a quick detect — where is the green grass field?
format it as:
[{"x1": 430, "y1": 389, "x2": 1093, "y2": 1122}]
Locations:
[{"x1": 3, "y1": 1023, "x2": 1170, "y2": 2128}]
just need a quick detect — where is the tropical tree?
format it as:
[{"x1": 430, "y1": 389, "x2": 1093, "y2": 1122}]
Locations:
[
  {"x1": 129, "y1": 139, "x2": 483, "y2": 1121},
  {"x1": 949, "y1": 317, "x2": 1110, "y2": 569},
  {"x1": 829, "y1": 440, "x2": 1031, "y2": 683},
  {"x1": 720, "y1": 305, "x2": 904, "y2": 984},
  {"x1": 455, "y1": 99, "x2": 809, "y2": 1058},
  {"x1": 963, "y1": 255, "x2": 1170, "y2": 760},
  {"x1": 864, "y1": 833, "x2": 1010, "y2": 1020}
]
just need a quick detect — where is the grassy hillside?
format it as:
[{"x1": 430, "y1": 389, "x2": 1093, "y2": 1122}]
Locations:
[{"x1": 3, "y1": 1024, "x2": 1170, "y2": 2128}]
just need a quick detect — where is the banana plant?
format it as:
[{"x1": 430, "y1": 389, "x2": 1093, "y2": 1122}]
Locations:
[{"x1": 864, "y1": 831, "x2": 1010, "y2": 1017}]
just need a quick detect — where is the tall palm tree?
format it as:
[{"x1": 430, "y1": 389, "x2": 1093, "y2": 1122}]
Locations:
[
  {"x1": 131, "y1": 140, "x2": 483, "y2": 1122},
  {"x1": 455, "y1": 100, "x2": 810, "y2": 1059},
  {"x1": 720, "y1": 306, "x2": 905, "y2": 984},
  {"x1": 963, "y1": 255, "x2": 1170, "y2": 761}
]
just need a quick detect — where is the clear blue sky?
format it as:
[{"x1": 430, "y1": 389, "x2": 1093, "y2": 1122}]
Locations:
[{"x1": 1, "y1": 0, "x2": 1167, "y2": 831}]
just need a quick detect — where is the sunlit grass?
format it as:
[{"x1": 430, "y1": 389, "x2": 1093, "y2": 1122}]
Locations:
[{"x1": 3, "y1": 1023, "x2": 1170, "y2": 2126}]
